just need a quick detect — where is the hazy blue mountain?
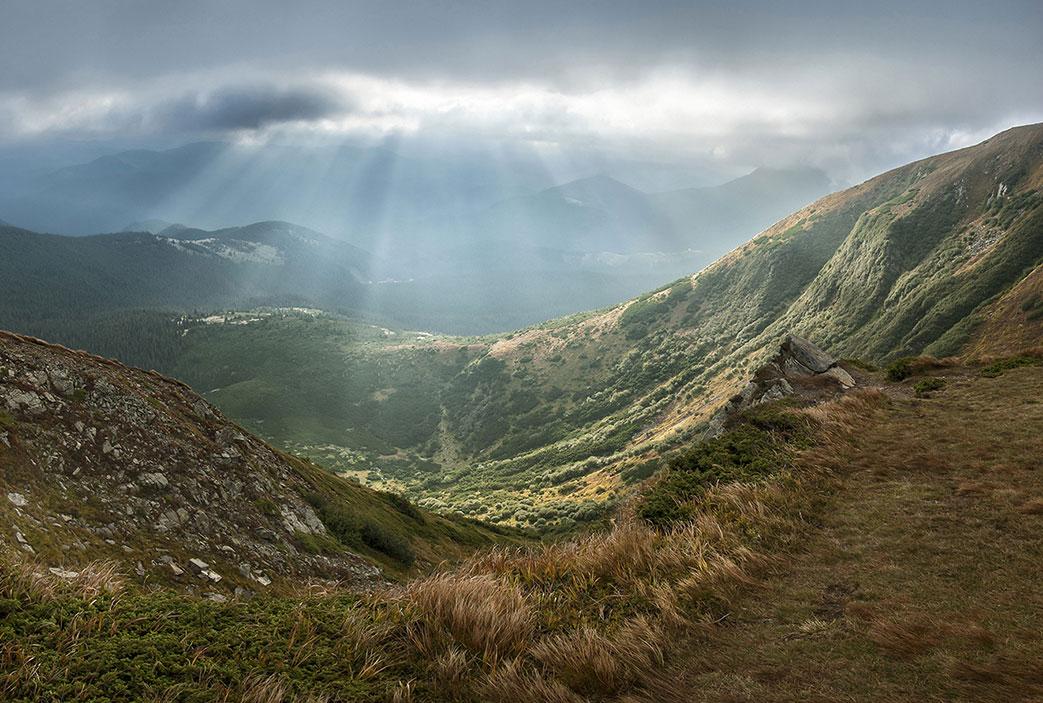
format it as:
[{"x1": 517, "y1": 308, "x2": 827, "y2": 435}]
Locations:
[
  {"x1": 0, "y1": 220, "x2": 373, "y2": 333},
  {"x1": 122, "y1": 219, "x2": 181, "y2": 234},
  {"x1": 0, "y1": 141, "x2": 833, "y2": 334},
  {"x1": 0, "y1": 141, "x2": 557, "y2": 240},
  {"x1": 420, "y1": 166, "x2": 832, "y2": 259}
]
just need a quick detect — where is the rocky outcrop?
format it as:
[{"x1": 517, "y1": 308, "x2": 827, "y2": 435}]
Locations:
[
  {"x1": 706, "y1": 334, "x2": 856, "y2": 437},
  {"x1": 0, "y1": 330, "x2": 382, "y2": 595}
]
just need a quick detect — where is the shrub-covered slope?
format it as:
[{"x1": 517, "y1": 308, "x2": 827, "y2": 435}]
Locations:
[
  {"x1": 4, "y1": 343, "x2": 1040, "y2": 701},
  {"x1": 159, "y1": 124, "x2": 1043, "y2": 525},
  {"x1": 0, "y1": 330, "x2": 512, "y2": 595}
]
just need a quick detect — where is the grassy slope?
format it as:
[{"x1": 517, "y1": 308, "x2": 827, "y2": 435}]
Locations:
[
  {"x1": 162, "y1": 124, "x2": 1043, "y2": 528},
  {"x1": 5, "y1": 355, "x2": 1039, "y2": 701},
  {"x1": 0, "y1": 329, "x2": 517, "y2": 585},
  {"x1": 634, "y1": 363, "x2": 1043, "y2": 702}
]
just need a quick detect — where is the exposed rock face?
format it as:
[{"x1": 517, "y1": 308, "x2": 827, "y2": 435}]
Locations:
[
  {"x1": 0, "y1": 331, "x2": 382, "y2": 594},
  {"x1": 706, "y1": 334, "x2": 856, "y2": 437}
]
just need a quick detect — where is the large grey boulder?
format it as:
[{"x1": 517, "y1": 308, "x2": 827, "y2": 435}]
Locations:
[
  {"x1": 705, "y1": 333, "x2": 855, "y2": 438},
  {"x1": 782, "y1": 334, "x2": 837, "y2": 374}
]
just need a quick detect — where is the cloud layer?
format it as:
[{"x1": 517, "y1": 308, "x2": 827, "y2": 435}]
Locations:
[{"x1": 1, "y1": 0, "x2": 1041, "y2": 181}]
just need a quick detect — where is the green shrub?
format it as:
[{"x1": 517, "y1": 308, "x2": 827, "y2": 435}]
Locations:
[
  {"x1": 253, "y1": 497, "x2": 280, "y2": 517},
  {"x1": 639, "y1": 427, "x2": 778, "y2": 528},
  {"x1": 913, "y1": 377, "x2": 945, "y2": 397},
  {"x1": 294, "y1": 530, "x2": 341, "y2": 554},
  {"x1": 886, "y1": 358, "x2": 914, "y2": 381},
  {"x1": 981, "y1": 353, "x2": 1043, "y2": 377},
  {"x1": 382, "y1": 491, "x2": 425, "y2": 523},
  {"x1": 360, "y1": 522, "x2": 415, "y2": 566},
  {"x1": 621, "y1": 460, "x2": 659, "y2": 484},
  {"x1": 638, "y1": 404, "x2": 811, "y2": 528}
]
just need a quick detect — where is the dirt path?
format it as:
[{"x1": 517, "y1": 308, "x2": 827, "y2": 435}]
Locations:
[{"x1": 630, "y1": 367, "x2": 1043, "y2": 702}]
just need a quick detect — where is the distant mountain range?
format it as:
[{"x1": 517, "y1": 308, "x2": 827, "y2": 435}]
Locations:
[
  {"x1": 0, "y1": 143, "x2": 834, "y2": 332},
  {"x1": 0, "y1": 141, "x2": 831, "y2": 253},
  {"x1": 0, "y1": 220, "x2": 372, "y2": 330},
  {"x1": 457, "y1": 167, "x2": 831, "y2": 255}
]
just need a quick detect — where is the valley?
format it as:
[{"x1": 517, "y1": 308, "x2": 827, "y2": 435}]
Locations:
[
  {"x1": 88, "y1": 123, "x2": 1043, "y2": 530},
  {"x1": 3, "y1": 324, "x2": 1040, "y2": 700},
  {"x1": 3, "y1": 4, "x2": 1041, "y2": 701}
]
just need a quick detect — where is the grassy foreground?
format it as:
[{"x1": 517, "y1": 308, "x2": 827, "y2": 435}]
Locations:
[{"x1": 2, "y1": 355, "x2": 1041, "y2": 701}]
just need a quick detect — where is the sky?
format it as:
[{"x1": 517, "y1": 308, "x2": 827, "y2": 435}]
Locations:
[{"x1": 1, "y1": 0, "x2": 1042, "y2": 184}]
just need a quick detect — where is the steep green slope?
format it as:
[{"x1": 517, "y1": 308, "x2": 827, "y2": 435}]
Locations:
[
  {"x1": 154, "y1": 124, "x2": 1043, "y2": 527},
  {"x1": 0, "y1": 330, "x2": 515, "y2": 589}
]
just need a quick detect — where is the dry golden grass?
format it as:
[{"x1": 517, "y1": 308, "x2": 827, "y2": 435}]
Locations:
[
  {"x1": 624, "y1": 364, "x2": 1043, "y2": 703},
  {"x1": 13, "y1": 366, "x2": 1036, "y2": 702},
  {"x1": 0, "y1": 551, "x2": 123, "y2": 604},
  {"x1": 381, "y1": 418, "x2": 832, "y2": 702},
  {"x1": 479, "y1": 660, "x2": 585, "y2": 703},
  {"x1": 238, "y1": 674, "x2": 289, "y2": 703},
  {"x1": 400, "y1": 573, "x2": 534, "y2": 661},
  {"x1": 867, "y1": 614, "x2": 942, "y2": 658}
]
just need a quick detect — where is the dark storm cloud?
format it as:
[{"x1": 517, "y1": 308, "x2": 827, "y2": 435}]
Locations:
[
  {"x1": 2, "y1": 0, "x2": 1041, "y2": 91},
  {"x1": 154, "y1": 85, "x2": 351, "y2": 132},
  {"x1": 0, "y1": 0, "x2": 1041, "y2": 180}
]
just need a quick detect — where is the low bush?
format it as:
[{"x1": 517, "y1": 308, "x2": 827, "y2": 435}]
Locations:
[
  {"x1": 981, "y1": 352, "x2": 1043, "y2": 377},
  {"x1": 913, "y1": 377, "x2": 946, "y2": 397},
  {"x1": 361, "y1": 521, "x2": 416, "y2": 567}
]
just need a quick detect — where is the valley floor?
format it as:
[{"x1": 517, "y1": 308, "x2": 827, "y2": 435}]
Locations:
[{"x1": 632, "y1": 365, "x2": 1043, "y2": 702}]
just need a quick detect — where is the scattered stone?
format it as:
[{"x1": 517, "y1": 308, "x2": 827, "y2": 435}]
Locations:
[
  {"x1": 823, "y1": 365, "x2": 857, "y2": 388},
  {"x1": 48, "y1": 567, "x2": 80, "y2": 579},
  {"x1": 7, "y1": 492, "x2": 27, "y2": 507},
  {"x1": 14, "y1": 531, "x2": 34, "y2": 554},
  {"x1": 203, "y1": 592, "x2": 227, "y2": 603},
  {"x1": 3, "y1": 388, "x2": 46, "y2": 415},
  {"x1": 138, "y1": 472, "x2": 168, "y2": 489},
  {"x1": 187, "y1": 558, "x2": 210, "y2": 574}
]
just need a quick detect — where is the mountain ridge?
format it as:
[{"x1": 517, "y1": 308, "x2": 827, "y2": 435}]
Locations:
[
  {"x1": 0, "y1": 327, "x2": 512, "y2": 594},
  {"x1": 150, "y1": 123, "x2": 1043, "y2": 526}
]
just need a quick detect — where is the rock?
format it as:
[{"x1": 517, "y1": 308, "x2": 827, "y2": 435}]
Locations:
[
  {"x1": 170, "y1": 562, "x2": 185, "y2": 576},
  {"x1": 706, "y1": 334, "x2": 854, "y2": 438},
  {"x1": 254, "y1": 573, "x2": 272, "y2": 587},
  {"x1": 47, "y1": 368, "x2": 77, "y2": 397},
  {"x1": 7, "y1": 492, "x2": 27, "y2": 507},
  {"x1": 3, "y1": 388, "x2": 46, "y2": 416},
  {"x1": 187, "y1": 558, "x2": 210, "y2": 574},
  {"x1": 138, "y1": 472, "x2": 168, "y2": 489},
  {"x1": 135, "y1": 561, "x2": 145, "y2": 577},
  {"x1": 101, "y1": 440, "x2": 114, "y2": 455},
  {"x1": 192, "y1": 400, "x2": 216, "y2": 421},
  {"x1": 14, "y1": 531, "x2": 34, "y2": 554},
  {"x1": 782, "y1": 335, "x2": 837, "y2": 373},
  {"x1": 203, "y1": 592, "x2": 227, "y2": 603},
  {"x1": 48, "y1": 563, "x2": 79, "y2": 575},
  {"x1": 823, "y1": 366, "x2": 857, "y2": 388},
  {"x1": 279, "y1": 504, "x2": 326, "y2": 535}
]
